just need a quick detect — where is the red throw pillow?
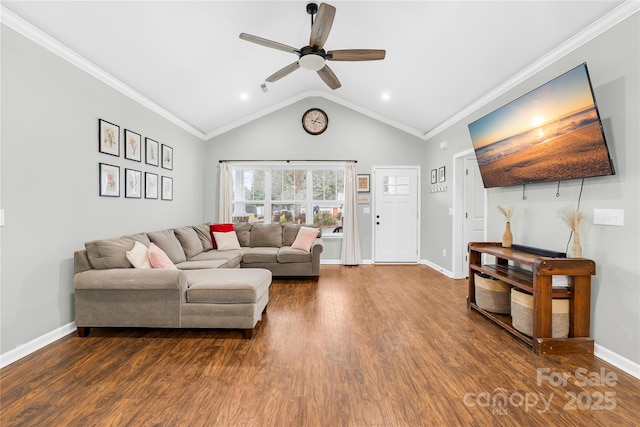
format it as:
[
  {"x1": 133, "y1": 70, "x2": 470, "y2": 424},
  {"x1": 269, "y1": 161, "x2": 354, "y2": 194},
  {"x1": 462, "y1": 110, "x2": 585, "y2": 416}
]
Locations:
[{"x1": 210, "y1": 223, "x2": 234, "y2": 249}]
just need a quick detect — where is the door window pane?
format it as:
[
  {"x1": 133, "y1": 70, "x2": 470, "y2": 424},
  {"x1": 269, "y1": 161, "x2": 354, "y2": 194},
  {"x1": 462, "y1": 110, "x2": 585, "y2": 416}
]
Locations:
[{"x1": 383, "y1": 175, "x2": 410, "y2": 195}]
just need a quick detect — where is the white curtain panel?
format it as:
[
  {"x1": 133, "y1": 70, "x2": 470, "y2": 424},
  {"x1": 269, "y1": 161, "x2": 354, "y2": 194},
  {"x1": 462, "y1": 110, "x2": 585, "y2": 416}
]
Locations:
[
  {"x1": 341, "y1": 162, "x2": 362, "y2": 265},
  {"x1": 218, "y1": 162, "x2": 232, "y2": 223}
]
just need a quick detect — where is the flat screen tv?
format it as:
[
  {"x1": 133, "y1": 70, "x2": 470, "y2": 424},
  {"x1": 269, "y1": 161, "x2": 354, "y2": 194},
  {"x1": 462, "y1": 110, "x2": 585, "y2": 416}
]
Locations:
[{"x1": 468, "y1": 63, "x2": 614, "y2": 188}]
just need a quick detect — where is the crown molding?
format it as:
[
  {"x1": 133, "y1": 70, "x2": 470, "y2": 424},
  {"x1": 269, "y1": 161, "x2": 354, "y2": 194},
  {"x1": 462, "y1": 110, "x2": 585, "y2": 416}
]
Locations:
[
  {"x1": 1, "y1": 6, "x2": 207, "y2": 140},
  {"x1": 423, "y1": 0, "x2": 640, "y2": 141}
]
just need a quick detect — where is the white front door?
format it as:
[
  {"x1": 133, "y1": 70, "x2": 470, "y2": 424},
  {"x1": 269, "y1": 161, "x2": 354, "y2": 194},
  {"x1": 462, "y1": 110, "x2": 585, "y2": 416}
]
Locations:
[
  {"x1": 462, "y1": 158, "x2": 486, "y2": 273},
  {"x1": 373, "y1": 167, "x2": 420, "y2": 263}
]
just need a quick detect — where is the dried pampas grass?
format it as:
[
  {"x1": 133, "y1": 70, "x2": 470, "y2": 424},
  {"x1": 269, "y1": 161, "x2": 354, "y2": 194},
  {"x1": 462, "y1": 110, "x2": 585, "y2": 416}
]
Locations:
[
  {"x1": 558, "y1": 208, "x2": 584, "y2": 233},
  {"x1": 497, "y1": 205, "x2": 516, "y2": 222}
]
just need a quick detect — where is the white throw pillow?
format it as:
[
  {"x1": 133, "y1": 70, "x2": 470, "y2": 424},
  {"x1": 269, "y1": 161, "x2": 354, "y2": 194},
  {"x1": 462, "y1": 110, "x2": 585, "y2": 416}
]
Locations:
[
  {"x1": 212, "y1": 231, "x2": 241, "y2": 251},
  {"x1": 126, "y1": 241, "x2": 152, "y2": 269}
]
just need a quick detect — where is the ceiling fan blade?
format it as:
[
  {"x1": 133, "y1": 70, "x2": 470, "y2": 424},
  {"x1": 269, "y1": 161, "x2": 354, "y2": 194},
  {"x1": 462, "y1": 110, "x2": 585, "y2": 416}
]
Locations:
[
  {"x1": 265, "y1": 62, "x2": 301, "y2": 83},
  {"x1": 239, "y1": 33, "x2": 299, "y2": 54},
  {"x1": 328, "y1": 49, "x2": 386, "y2": 61},
  {"x1": 309, "y1": 3, "x2": 336, "y2": 49},
  {"x1": 317, "y1": 64, "x2": 341, "y2": 90}
]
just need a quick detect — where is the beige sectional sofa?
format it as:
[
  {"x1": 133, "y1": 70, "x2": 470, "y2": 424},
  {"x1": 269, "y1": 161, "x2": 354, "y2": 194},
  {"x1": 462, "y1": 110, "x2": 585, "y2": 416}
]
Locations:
[{"x1": 73, "y1": 223, "x2": 323, "y2": 338}]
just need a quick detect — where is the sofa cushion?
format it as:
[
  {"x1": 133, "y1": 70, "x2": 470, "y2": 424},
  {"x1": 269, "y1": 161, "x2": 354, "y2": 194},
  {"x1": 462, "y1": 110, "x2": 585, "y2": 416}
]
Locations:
[
  {"x1": 147, "y1": 229, "x2": 187, "y2": 264},
  {"x1": 176, "y1": 259, "x2": 228, "y2": 270},
  {"x1": 192, "y1": 223, "x2": 213, "y2": 251},
  {"x1": 212, "y1": 231, "x2": 241, "y2": 251},
  {"x1": 85, "y1": 237, "x2": 135, "y2": 270},
  {"x1": 234, "y1": 223, "x2": 252, "y2": 247},
  {"x1": 185, "y1": 268, "x2": 271, "y2": 304},
  {"x1": 250, "y1": 223, "x2": 282, "y2": 248},
  {"x1": 242, "y1": 247, "x2": 279, "y2": 264},
  {"x1": 148, "y1": 243, "x2": 178, "y2": 270},
  {"x1": 125, "y1": 233, "x2": 152, "y2": 247},
  {"x1": 173, "y1": 226, "x2": 204, "y2": 259},
  {"x1": 126, "y1": 241, "x2": 152, "y2": 269},
  {"x1": 190, "y1": 249, "x2": 243, "y2": 268},
  {"x1": 291, "y1": 226, "x2": 320, "y2": 252},
  {"x1": 282, "y1": 223, "x2": 322, "y2": 246},
  {"x1": 277, "y1": 247, "x2": 313, "y2": 263}
]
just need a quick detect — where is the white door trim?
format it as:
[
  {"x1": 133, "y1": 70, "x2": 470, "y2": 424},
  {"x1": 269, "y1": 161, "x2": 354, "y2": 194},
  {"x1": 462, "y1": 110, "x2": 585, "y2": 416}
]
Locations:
[
  {"x1": 452, "y1": 149, "x2": 487, "y2": 279},
  {"x1": 372, "y1": 165, "x2": 421, "y2": 264}
]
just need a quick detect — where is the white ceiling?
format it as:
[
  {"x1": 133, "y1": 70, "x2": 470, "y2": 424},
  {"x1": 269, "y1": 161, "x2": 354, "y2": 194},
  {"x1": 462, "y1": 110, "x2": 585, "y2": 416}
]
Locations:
[{"x1": 2, "y1": 1, "x2": 630, "y2": 140}]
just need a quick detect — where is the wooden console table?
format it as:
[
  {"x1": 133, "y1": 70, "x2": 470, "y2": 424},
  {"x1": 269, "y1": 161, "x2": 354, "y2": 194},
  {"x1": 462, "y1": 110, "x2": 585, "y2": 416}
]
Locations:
[{"x1": 467, "y1": 242, "x2": 596, "y2": 355}]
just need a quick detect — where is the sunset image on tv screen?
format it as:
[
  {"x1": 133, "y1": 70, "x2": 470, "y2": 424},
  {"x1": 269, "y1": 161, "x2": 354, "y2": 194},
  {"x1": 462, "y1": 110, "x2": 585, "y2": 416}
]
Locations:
[{"x1": 468, "y1": 63, "x2": 614, "y2": 188}]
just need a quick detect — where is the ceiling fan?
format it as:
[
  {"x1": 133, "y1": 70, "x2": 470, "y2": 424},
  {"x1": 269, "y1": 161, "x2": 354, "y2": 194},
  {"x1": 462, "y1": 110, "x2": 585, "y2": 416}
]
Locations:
[{"x1": 239, "y1": 2, "x2": 386, "y2": 90}]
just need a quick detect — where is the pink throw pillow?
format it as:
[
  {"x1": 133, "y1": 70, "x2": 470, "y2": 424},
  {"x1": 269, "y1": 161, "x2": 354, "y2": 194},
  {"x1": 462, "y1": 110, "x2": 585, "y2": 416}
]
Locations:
[
  {"x1": 291, "y1": 226, "x2": 320, "y2": 252},
  {"x1": 148, "y1": 243, "x2": 178, "y2": 270}
]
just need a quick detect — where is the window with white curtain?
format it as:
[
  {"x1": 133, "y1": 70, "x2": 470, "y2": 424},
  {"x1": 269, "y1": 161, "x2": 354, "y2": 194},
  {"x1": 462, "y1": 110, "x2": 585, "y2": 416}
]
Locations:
[{"x1": 230, "y1": 164, "x2": 345, "y2": 234}]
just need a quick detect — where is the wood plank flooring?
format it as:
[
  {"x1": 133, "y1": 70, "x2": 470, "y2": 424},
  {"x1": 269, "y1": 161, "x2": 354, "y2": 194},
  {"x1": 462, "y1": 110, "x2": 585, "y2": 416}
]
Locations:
[{"x1": 1, "y1": 265, "x2": 639, "y2": 426}]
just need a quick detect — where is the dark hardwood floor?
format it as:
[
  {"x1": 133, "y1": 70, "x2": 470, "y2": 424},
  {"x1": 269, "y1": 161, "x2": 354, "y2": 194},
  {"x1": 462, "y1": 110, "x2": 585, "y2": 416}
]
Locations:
[{"x1": 2, "y1": 265, "x2": 638, "y2": 426}]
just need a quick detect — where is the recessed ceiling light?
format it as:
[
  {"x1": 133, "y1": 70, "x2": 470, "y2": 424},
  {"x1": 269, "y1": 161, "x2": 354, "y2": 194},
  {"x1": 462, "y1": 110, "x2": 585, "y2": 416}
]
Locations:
[
  {"x1": 381, "y1": 92, "x2": 391, "y2": 101},
  {"x1": 240, "y1": 92, "x2": 249, "y2": 101}
]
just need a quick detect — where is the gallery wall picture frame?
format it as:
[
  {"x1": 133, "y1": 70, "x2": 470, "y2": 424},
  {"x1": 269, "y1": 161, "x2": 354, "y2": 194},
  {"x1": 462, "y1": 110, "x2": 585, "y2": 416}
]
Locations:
[
  {"x1": 431, "y1": 169, "x2": 437, "y2": 184},
  {"x1": 161, "y1": 176, "x2": 173, "y2": 201},
  {"x1": 161, "y1": 144, "x2": 173, "y2": 170},
  {"x1": 357, "y1": 174, "x2": 370, "y2": 193},
  {"x1": 124, "y1": 129, "x2": 142, "y2": 162},
  {"x1": 145, "y1": 172, "x2": 158, "y2": 199},
  {"x1": 98, "y1": 119, "x2": 120, "y2": 156},
  {"x1": 99, "y1": 163, "x2": 120, "y2": 197},
  {"x1": 145, "y1": 138, "x2": 159, "y2": 166},
  {"x1": 125, "y1": 168, "x2": 142, "y2": 198},
  {"x1": 438, "y1": 166, "x2": 446, "y2": 183}
]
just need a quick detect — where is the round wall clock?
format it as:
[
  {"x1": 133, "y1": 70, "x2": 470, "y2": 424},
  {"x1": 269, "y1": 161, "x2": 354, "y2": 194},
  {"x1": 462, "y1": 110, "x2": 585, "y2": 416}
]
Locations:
[{"x1": 302, "y1": 108, "x2": 328, "y2": 135}]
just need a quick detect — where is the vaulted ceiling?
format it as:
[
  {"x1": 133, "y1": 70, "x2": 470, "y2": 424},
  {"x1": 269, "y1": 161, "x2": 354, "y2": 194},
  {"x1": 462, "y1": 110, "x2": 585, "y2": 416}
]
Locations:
[{"x1": 2, "y1": 1, "x2": 630, "y2": 140}]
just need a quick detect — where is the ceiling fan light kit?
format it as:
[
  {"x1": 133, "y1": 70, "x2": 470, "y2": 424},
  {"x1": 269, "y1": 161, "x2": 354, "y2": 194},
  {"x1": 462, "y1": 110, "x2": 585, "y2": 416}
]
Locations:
[{"x1": 239, "y1": 2, "x2": 385, "y2": 90}]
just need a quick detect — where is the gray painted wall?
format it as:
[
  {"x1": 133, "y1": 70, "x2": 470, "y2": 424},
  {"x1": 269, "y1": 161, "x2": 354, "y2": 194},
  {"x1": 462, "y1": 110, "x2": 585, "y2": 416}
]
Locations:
[
  {"x1": 203, "y1": 97, "x2": 426, "y2": 261},
  {"x1": 0, "y1": 26, "x2": 205, "y2": 354},
  {"x1": 424, "y1": 14, "x2": 639, "y2": 364}
]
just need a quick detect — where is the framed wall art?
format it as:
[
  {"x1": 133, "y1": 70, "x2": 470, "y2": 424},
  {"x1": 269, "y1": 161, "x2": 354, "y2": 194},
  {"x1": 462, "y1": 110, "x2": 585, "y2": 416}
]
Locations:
[
  {"x1": 98, "y1": 119, "x2": 120, "y2": 156},
  {"x1": 125, "y1": 168, "x2": 142, "y2": 198},
  {"x1": 99, "y1": 163, "x2": 120, "y2": 197},
  {"x1": 145, "y1": 172, "x2": 158, "y2": 199},
  {"x1": 438, "y1": 166, "x2": 446, "y2": 183},
  {"x1": 357, "y1": 174, "x2": 370, "y2": 193},
  {"x1": 431, "y1": 169, "x2": 437, "y2": 184},
  {"x1": 145, "y1": 137, "x2": 159, "y2": 166},
  {"x1": 161, "y1": 176, "x2": 173, "y2": 201},
  {"x1": 124, "y1": 129, "x2": 142, "y2": 162},
  {"x1": 161, "y1": 144, "x2": 173, "y2": 170}
]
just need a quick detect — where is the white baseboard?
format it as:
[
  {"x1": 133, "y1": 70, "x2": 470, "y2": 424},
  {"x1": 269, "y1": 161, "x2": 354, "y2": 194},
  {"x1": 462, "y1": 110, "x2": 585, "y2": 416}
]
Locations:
[
  {"x1": 420, "y1": 259, "x2": 454, "y2": 278},
  {"x1": 594, "y1": 344, "x2": 640, "y2": 379},
  {"x1": 0, "y1": 322, "x2": 76, "y2": 369}
]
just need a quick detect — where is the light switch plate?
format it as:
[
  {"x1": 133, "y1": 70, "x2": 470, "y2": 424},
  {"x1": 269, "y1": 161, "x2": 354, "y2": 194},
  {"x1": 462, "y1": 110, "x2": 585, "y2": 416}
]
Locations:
[{"x1": 593, "y1": 208, "x2": 624, "y2": 226}]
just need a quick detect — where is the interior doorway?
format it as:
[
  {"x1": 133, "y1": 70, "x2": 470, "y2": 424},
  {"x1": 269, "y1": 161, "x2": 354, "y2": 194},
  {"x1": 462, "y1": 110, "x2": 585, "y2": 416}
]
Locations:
[{"x1": 452, "y1": 149, "x2": 486, "y2": 279}]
